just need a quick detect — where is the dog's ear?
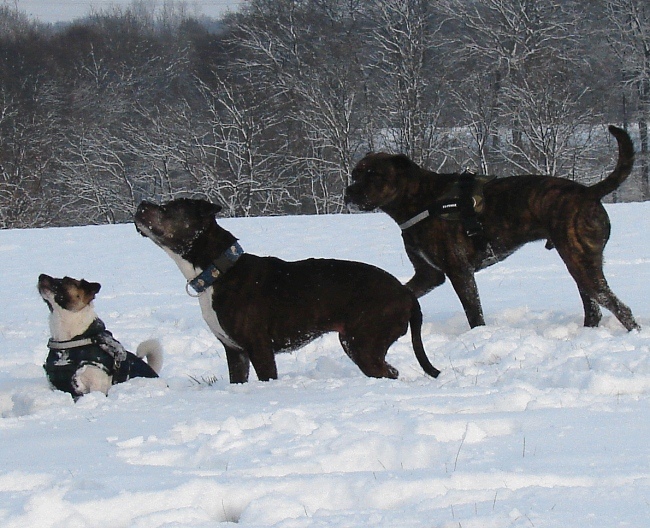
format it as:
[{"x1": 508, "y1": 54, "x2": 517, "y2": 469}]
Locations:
[
  {"x1": 198, "y1": 201, "x2": 223, "y2": 218},
  {"x1": 391, "y1": 154, "x2": 415, "y2": 171},
  {"x1": 81, "y1": 280, "x2": 101, "y2": 297}
]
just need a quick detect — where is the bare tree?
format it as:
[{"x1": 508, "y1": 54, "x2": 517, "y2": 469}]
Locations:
[
  {"x1": 368, "y1": 0, "x2": 447, "y2": 166},
  {"x1": 449, "y1": 71, "x2": 501, "y2": 174},
  {"x1": 56, "y1": 125, "x2": 140, "y2": 224},
  {"x1": 605, "y1": 0, "x2": 650, "y2": 198},
  {"x1": 0, "y1": 85, "x2": 60, "y2": 228},
  {"x1": 0, "y1": 0, "x2": 647, "y2": 229},
  {"x1": 441, "y1": 0, "x2": 589, "y2": 177},
  {"x1": 195, "y1": 72, "x2": 294, "y2": 216},
  {"x1": 230, "y1": 0, "x2": 369, "y2": 213},
  {"x1": 500, "y1": 75, "x2": 602, "y2": 179}
]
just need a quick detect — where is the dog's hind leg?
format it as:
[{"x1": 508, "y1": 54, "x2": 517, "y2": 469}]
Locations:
[
  {"x1": 248, "y1": 346, "x2": 279, "y2": 381},
  {"x1": 225, "y1": 346, "x2": 251, "y2": 383},
  {"x1": 594, "y1": 285, "x2": 639, "y2": 331},
  {"x1": 339, "y1": 333, "x2": 399, "y2": 379},
  {"x1": 583, "y1": 276, "x2": 638, "y2": 331},
  {"x1": 579, "y1": 289, "x2": 602, "y2": 328},
  {"x1": 557, "y1": 246, "x2": 639, "y2": 331}
]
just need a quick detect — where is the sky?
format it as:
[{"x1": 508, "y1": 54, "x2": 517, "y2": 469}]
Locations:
[{"x1": 10, "y1": 0, "x2": 244, "y2": 23}]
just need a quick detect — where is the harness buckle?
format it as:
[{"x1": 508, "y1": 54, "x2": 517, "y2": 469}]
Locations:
[{"x1": 186, "y1": 279, "x2": 202, "y2": 297}]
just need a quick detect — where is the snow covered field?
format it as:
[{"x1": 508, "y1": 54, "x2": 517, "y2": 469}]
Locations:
[{"x1": 0, "y1": 203, "x2": 649, "y2": 527}]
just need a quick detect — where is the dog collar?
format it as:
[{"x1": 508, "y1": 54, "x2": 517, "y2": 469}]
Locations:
[{"x1": 187, "y1": 241, "x2": 244, "y2": 296}]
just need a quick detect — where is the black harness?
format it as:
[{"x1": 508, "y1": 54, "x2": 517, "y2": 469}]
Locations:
[{"x1": 399, "y1": 172, "x2": 494, "y2": 250}]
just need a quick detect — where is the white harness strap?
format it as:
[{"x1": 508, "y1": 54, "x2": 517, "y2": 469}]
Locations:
[
  {"x1": 47, "y1": 337, "x2": 94, "y2": 350},
  {"x1": 399, "y1": 210, "x2": 431, "y2": 231}
]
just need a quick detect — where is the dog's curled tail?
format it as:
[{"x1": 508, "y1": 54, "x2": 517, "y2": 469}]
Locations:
[
  {"x1": 589, "y1": 125, "x2": 635, "y2": 199},
  {"x1": 409, "y1": 296, "x2": 440, "y2": 378},
  {"x1": 136, "y1": 339, "x2": 164, "y2": 374}
]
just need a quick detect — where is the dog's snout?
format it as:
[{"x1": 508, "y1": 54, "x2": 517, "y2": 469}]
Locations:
[
  {"x1": 344, "y1": 183, "x2": 367, "y2": 209},
  {"x1": 344, "y1": 184, "x2": 358, "y2": 202},
  {"x1": 134, "y1": 201, "x2": 160, "y2": 228},
  {"x1": 38, "y1": 274, "x2": 53, "y2": 289}
]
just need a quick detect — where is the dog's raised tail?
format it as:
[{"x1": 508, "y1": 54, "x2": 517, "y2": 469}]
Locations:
[
  {"x1": 136, "y1": 339, "x2": 164, "y2": 374},
  {"x1": 409, "y1": 297, "x2": 440, "y2": 378},
  {"x1": 589, "y1": 125, "x2": 635, "y2": 199}
]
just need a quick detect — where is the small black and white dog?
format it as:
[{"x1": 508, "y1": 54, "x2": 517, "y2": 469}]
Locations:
[{"x1": 38, "y1": 274, "x2": 163, "y2": 399}]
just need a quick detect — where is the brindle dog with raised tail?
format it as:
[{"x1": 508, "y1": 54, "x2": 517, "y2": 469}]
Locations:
[{"x1": 345, "y1": 125, "x2": 640, "y2": 332}]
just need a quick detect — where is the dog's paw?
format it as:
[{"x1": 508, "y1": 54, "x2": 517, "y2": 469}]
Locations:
[{"x1": 73, "y1": 366, "x2": 112, "y2": 396}]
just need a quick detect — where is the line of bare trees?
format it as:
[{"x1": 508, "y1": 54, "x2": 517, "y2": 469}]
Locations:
[{"x1": 0, "y1": 0, "x2": 648, "y2": 228}]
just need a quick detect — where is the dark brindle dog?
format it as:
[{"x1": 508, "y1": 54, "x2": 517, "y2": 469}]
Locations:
[
  {"x1": 134, "y1": 198, "x2": 440, "y2": 382},
  {"x1": 345, "y1": 125, "x2": 640, "y2": 332}
]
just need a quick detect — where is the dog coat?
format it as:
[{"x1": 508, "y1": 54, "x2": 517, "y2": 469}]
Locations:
[{"x1": 44, "y1": 319, "x2": 157, "y2": 396}]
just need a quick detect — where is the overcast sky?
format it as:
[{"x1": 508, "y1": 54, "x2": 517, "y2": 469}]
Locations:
[{"x1": 12, "y1": 0, "x2": 244, "y2": 23}]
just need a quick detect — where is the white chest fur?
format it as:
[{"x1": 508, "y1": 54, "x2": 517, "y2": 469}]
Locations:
[
  {"x1": 197, "y1": 288, "x2": 242, "y2": 350},
  {"x1": 163, "y1": 247, "x2": 242, "y2": 350},
  {"x1": 49, "y1": 303, "x2": 98, "y2": 341}
]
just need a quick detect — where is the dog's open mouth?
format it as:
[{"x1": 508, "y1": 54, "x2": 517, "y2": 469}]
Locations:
[
  {"x1": 134, "y1": 221, "x2": 152, "y2": 238},
  {"x1": 134, "y1": 219, "x2": 155, "y2": 239},
  {"x1": 344, "y1": 198, "x2": 375, "y2": 213},
  {"x1": 344, "y1": 201, "x2": 363, "y2": 214}
]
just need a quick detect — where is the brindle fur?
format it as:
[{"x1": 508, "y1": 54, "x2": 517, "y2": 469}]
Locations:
[{"x1": 345, "y1": 125, "x2": 640, "y2": 331}]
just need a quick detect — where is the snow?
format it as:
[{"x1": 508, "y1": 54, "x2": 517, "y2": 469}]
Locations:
[{"x1": 0, "y1": 203, "x2": 649, "y2": 527}]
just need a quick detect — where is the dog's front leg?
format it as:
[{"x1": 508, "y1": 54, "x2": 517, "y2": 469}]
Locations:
[
  {"x1": 404, "y1": 245, "x2": 447, "y2": 297},
  {"x1": 225, "y1": 347, "x2": 251, "y2": 383},
  {"x1": 446, "y1": 269, "x2": 485, "y2": 328}
]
